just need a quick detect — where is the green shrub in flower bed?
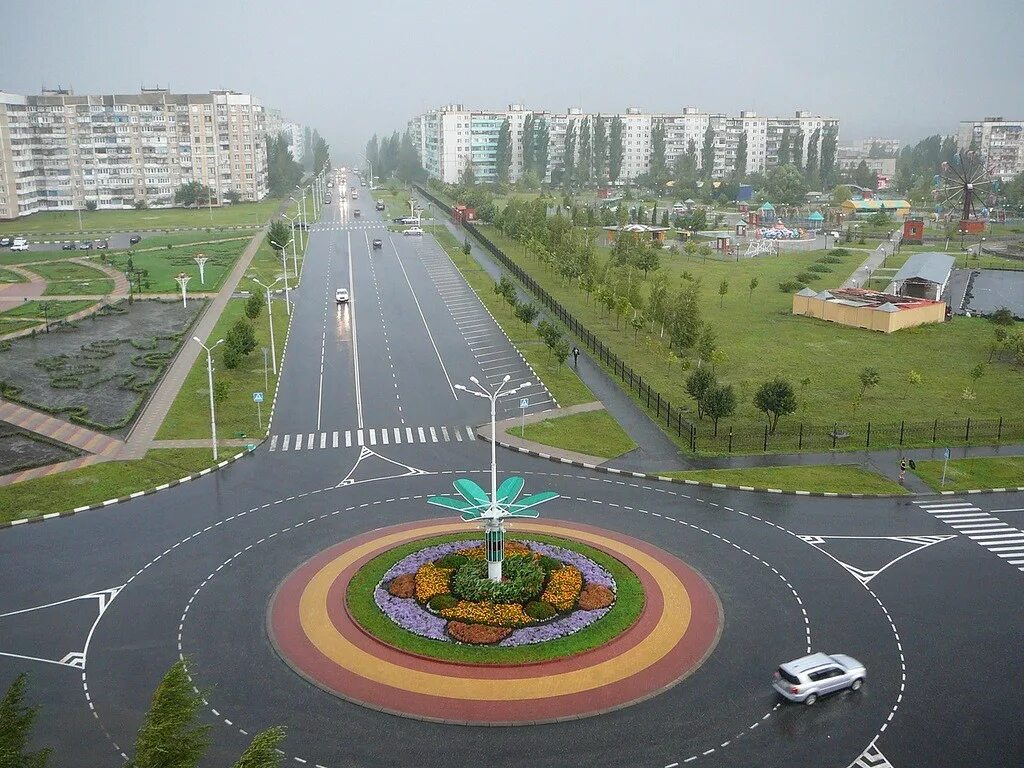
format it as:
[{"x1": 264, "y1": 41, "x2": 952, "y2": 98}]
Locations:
[
  {"x1": 525, "y1": 600, "x2": 558, "y2": 621},
  {"x1": 428, "y1": 594, "x2": 458, "y2": 611},
  {"x1": 450, "y1": 555, "x2": 546, "y2": 603},
  {"x1": 347, "y1": 532, "x2": 645, "y2": 665}
]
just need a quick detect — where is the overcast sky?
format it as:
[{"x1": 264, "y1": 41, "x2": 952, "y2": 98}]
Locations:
[{"x1": 4, "y1": 0, "x2": 1022, "y2": 162}]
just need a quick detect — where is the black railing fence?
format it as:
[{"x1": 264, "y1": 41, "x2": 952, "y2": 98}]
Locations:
[{"x1": 416, "y1": 184, "x2": 1020, "y2": 455}]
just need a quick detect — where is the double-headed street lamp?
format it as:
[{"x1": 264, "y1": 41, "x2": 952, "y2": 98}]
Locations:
[
  {"x1": 268, "y1": 238, "x2": 292, "y2": 315},
  {"x1": 194, "y1": 337, "x2": 225, "y2": 461},
  {"x1": 250, "y1": 276, "x2": 282, "y2": 375},
  {"x1": 283, "y1": 212, "x2": 300, "y2": 276}
]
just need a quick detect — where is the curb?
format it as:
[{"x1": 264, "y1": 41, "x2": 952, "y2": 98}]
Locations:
[
  {"x1": 0, "y1": 445, "x2": 259, "y2": 529},
  {"x1": 482, "y1": 436, "x2": 1024, "y2": 499}
]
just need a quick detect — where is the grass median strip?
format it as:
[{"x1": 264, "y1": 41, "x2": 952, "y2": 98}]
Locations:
[
  {"x1": 26, "y1": 262, "x2": 114, "y2": 296},
  {"x1": 660, "y1": 465, "x2": 908, "y2": 494},
  {"x1": 0, "y1": 448, "x2": 220, "y2": 523},
  {"x1": 912, "y1": 456, "x2": 1024, "y2": 492},
  {"x1": 100, "y1": 236, "x2": 250, "y2": 294},
  {"x1": 509, "y1": 410, "x2": 636, "y2": 459},
  {"x1": 1, "y1": 299, "x2": 96, "y2": 319},
  {"x1": 157, "y1": 297, "x2": 289, "y2": 440}
]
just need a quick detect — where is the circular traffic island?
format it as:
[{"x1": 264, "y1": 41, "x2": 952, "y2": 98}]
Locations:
[{"x1": 268, "y1": 519, "x2": 722, "y2": 724}]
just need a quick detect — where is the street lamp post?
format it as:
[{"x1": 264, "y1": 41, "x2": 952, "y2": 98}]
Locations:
[
  {"x1": 284, "y1": 213, "x2": 300, "y2": 276},
  {"x1": 251, "y1": 276, "x2": 281, "y2": 374},
  {"x1": 174, "y1": 273, "x2": 191, "y2": 308},
  {"x1": 194, "y1": 337, "x2": 225, "y2": 461},
  {"x1": 453, "y1": 375, "x2": 532, "y2": 582},
  {"x1": 193, "y1": 254, "x2": 209, "y2": 286},
  {"x1": 269, "y1": 239, "x2": 291, "y2": 315}
]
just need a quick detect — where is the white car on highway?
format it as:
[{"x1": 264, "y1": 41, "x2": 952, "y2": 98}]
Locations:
[
  {"x1": 402, "y1": 227, "x2": 424, "y2": 236},
  {"x1": 335, "y1": 288, "x2": 350, "y2": 303}
]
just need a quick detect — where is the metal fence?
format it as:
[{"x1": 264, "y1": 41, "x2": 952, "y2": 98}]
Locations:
[{"x1": 416, "y1": 184, "x2": 1022, "y2": 455}]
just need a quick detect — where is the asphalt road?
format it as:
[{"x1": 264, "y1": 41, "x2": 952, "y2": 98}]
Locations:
[{"x1": 2, "y1": 174, "x2": 1024, "y2": 768}]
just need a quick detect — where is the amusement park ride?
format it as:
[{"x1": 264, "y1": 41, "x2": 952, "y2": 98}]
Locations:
[{"x1": 935, "y1": 149, "x2": 998, "y2": 234}]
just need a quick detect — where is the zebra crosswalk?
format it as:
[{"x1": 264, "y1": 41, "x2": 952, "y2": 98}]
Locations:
[
  {"x1": 269, "y1": 425, "x2": 477, "y2": 452},
  {"x1": 312, "y1": 222, "x2": 387, "y2": 231},
  {"x1": 914, "y1": 498, "x2": 1024, "y2": 572}
]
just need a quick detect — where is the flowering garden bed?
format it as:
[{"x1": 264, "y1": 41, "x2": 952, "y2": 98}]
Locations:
[{"x1": 346, "y1": 532, "x2": 645, "y2": 664}]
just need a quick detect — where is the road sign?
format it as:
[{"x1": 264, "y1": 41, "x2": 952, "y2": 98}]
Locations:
[
  {"x1": 943, "y1": 447, "x2": 951, "y2": 459},
  {"x1": 253, "y1": 392, "x2": 264, "y2": 403},
  {"x1": 520, "y1": 397, "x2": 529, "y2": 409}
]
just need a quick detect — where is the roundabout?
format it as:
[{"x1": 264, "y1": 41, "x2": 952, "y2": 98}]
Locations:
[{"x1": 268, "y1": 519, "x2": 722, "y2": 724}]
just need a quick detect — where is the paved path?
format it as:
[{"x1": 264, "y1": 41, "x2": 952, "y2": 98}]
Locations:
[
  {"x1": 842, "y1": 229, "x2": 903, "y2": 288},
  {"x1": 0, "y1": 264, "x2": 46, "y2": 310},
  {"x1": 478, "y1": 401, "x2": 609, "y2": 464}
]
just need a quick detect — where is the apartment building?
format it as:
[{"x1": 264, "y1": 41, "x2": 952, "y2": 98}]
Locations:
[
  {"x1": 0, "y1": 87, "x2": 270, "y2": 220},
  {"x1": 409, "y1": 104, "x2": 839, "y2": 185},
  {"x1": 958, "y1": 117, "x2": 1024, "y2": 181}
]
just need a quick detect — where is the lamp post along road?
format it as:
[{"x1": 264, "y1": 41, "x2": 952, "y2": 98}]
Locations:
[
  {"x1": 251, "y1": 276, "x2": 280, "y2": 374},
  {"x1": 284, "y1": 213, "x2": 300, "y2": 276},
  {"x1": 269, "y1": 240, "x2": 291, "y2": 315},
  {"x1": 193, "y1": 254, "x2": 209, "y2": 286},
  {"x1": 174, "y1": 273, "x2": 191, "y2": 308},
  {"x1": 194, "y1": 337, "x2": 224, "y2": 461}
]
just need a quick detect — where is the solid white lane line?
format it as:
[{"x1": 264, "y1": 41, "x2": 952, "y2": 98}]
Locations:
[
  {"x1": 389, "y1": 236, "x2": 457, "y2": 399},
  {"x1": 992, "y1": 508, "x2": 1024, "y2": 513},
  {"x1": 349, "y1": 231, "x2": 364, "y2": 429}
]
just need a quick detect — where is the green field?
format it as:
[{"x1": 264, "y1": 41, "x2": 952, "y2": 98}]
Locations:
[
  {"x1": 0, "y1": 200, "x2": 283, "y2": 235},
  {"x1": 511, "y1": 409, "x2": 636, "y2": 459},
  {"x1": 246, "y1": 237, "x2": 304, "y2": 290},
  {"x1": 98, "y1": 236, "x2": 251, "y2": 294},
  {"x1": 913, "y1": 456, "x2": 1024, "y2": 491},
  {"x1": 0, "y1": 267, "x2": 26, "y2": 283},
  {"x1": 1, "y1": 298, "x2": 96, "y2": 319},
  {"x1": 660, "y1": 465, "x2": 907, "y2": 494},
  {"x1": 157, "y1": 297, "x2": 289, "y2": 440},
  {"x1": 430, "y1": 225, "x2": 594, "y2": 407},
  {"x1": 0, "y1": 448, "x2": 222, "y2": 523},
  {"x1": 473, "y1": 222, "x2": 1024, "y2": 448},
  {"x1": 25, "y1": 262, "x2": 115, "y2": 296}
]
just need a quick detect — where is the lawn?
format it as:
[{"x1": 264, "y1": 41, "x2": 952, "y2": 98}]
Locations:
[
  {"x1": 0, "y1": 199, "x2": 284, "y2": 235},
  {"x1": 511, "y1": 409, "x2": 636, "y2": 459},
  {"x1": 98, "y1": 236, "x2": 251, "y2": 293},
  {"x1": 660, "y1": 465, "x2": 908, "y2": 494},
  {"x1": 472, "y1": 222, "x2": 1024, "y2": 452},
  {"x1": 0, "y1": 448, "x2": 222, "y2": 523},
  {"x1": 25, "y1": 262, "x2": 115, "y2": 296},
  {"x1": 1, "y1": 299, "x2": 96, "y2": 319},
  {"x1": 0, "y1": 318, "x2": 39, "y2": 334},
  {"x1": 912, "y1": 456, "x2": 1024, "y2": 492},
  {"x1": 245, "y1": 238, "x2": 304, "y2": 290},
  {"x1": 157, "y1": 297, "x2": 289, "y2": 440},
  {"x1": 430, "y1": 225, "x2": 594, "y2": 407},
  {"x1": 0, "y1": 267, "x2": 26, "y2": 283}
]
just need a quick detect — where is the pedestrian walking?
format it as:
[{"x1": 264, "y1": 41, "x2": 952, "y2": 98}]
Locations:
[
  {"x1": 572, "y1": 346, "x2": 580, "y2": 369},
  {"x1": 899, "y1": 457, "x2": 907, "y2": 482}
]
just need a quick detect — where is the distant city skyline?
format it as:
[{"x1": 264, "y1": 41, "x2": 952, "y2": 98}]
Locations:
[{"x1": 3, "y1": 0, "x2": 1022, "y2": 161}]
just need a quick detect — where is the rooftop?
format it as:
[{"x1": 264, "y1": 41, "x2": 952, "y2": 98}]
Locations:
[
  {"x1": 892, "y1": 252, "x2": 956, "y2": 286},
  {"x1": 801, "y1": 287, "x2": 944, "y2": 312}
]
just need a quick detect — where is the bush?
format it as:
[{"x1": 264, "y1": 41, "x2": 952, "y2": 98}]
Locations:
[
  {"x1": 817, "y1": 254, "x2": 843, "y2": 264},
  {"x1": 796, "y1": 272, "x2": 817, "y2": 283},
  {"x1": 222, "y1": 344, "x2": 243, "y2": 370},
  {"x1": 450, "y1": 555, "x2": 545, "y2": 604},
  {"x1": 436, "y1": 553, "x2": 470, "y2": 569},
  {"x1": 807, "y1": 263, "x2": 833, "y2": 273},
  {"x1": 244, "y1": 292, "x2": 264, "y2": 320},
  {"x1": 537, "y1": 555, "x2": 562, "y2": 573},
  {"x1": 829, "y1": 248, "x2": 851, "y2": 258},
  {"x1": 428, "y1": 594, "x2": 457, "y2": 611},
  {"x1": 225, "y1": 319, "x2": 257, "y2": 356},
  {"x1": 779, "y1": 280, "x2": 806, "y2": 293},
  {"x1": 524, "y1": 600, "x2": 558, "y2": 621}
]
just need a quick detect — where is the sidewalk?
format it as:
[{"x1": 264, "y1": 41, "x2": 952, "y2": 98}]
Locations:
[{"x1": 842, "y1": 230, "x2": 902, "y2": 289}]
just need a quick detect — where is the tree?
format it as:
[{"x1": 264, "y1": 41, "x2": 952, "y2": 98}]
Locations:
[
  {"x1": 859, "y1": 366, "x2": 881, "y2": 398},
  {"x1": 267, "y1": 220, "x2": 291, "y2": 251},
  {"x1": 245, "y1": 291, "x2": 264, "y2": 320},
  {"x1": 310, "y1": 129, "x2": 331, "y2": 175},
  {"x1": 267, "y1": 132, "x2": 303, "y2": 196},
  {"x1": 734, "y1": 130, "x2": 748, "y2": 179},
  {"x1": 609, "y1": 116, "x2": 624, "y2": 183},
  {"x1": 577, "y1": 117, "x2": 592, "y2": 185},
  {"x1": 763, "y1": 164, "x2": 809, "y2": 205},
  {"x1": 562, "y1": 119, "x2": 577, "y2": 188},
  {"x1": 686, "y1": 366, "x2": 716, "y2": 419},
  {"x1": 125, "y1": 660, "x2": 209, "y2": 768},
  {"x1": 820, "y1": 125, "x2": 838, "y2": 187},
  {"x1": 702, "y1": 383, "x2": 736, "y2": 436},
  {"x1": 85, "y1": 200, "x2": 98, "y2": 211},
  {"x1": 777, "y1": 129, "x2": 791, "y2": 166},
  {"x1": 175, "y1": 181, "x2": 214, "y2": 208},
  {"x1": 631, "y1": 310, "x2": 646, "y2": 339},
  {"x1": 701, "y1": 124, "x2": 715, "y2": 179},
  {"x1": 805, "y1": 127, "x2": 821, "y2": 183},
  {"x1": 753, "y1": 377, "x2": 797, "y2": 434},
  {"x1": 459, "y1": 161, "x2": 476, "y2": 187},
  {"x1": 792, "y1": 128, "x2": 805, "y2": 170},
  {"x1": 365, "y1": 134, "x2": 380, "y2": 175},
  {"x1": 396, "y1": 130, "x2": 424, "y2": 181},
  {"x1": 552, "y1": 338, "x2": 571, "y2": 366},
  {"x1": 514, "y1": 301, "x2": 539, "y2": 327},
  {"x1": 593, "y1": 114, "x2": 608, "y2": 184},
  {"x1": 696, "y1": 326, "x2": 717, "y2": 366},
  {"x1": 231, "y1": 727, "x2": 287, "y2": 768},
  {"x1": 495, "y1": 275, "x2": 517, "y2": 312},
  {"x1": 832, "y1": 184, "x2": 853, "y2": 206},
  {"x1": 990, "y1": 306, "x2": 1015, "y2": 326},
  {"x1": 224, "y1": 190, "x2": 241, "y2": 204},
  {"x1": 718, "y1": 279, "x2": 729, "y2": 308},
  {"x1": 1003, "y1": 172, "x2": 1024, "y2": 213},
  {"x1": 534, "y1": 119, "x2": 550, "y2": 182},
  {"x1": 0, "y1": 673, "x2": 52, "y2": 768},
  {"x1": 650, "y1": 121, "x2": 667, "y2": 183},
  {"x1": 854, "y1": 160, "x2": 877, "y2": 190},
  {"x1": 521, "y1": 114, "x2": 536, "y2": 178},
  {"x1": 495, "y1": 118, "x2": 512, "y2": 186},
  {"x1": 748, "y1": 276, "x2": 759, "y2": 298}
]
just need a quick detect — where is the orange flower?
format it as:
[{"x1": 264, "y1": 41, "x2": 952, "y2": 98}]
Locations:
[
  {"x1": 458, "y1": 541, "x2": 533, "y2": 560},
  {"x1": 414, "y1": 563, "x2": 453, "y2": 603},
  {"x1": 541, "y1": 566, "x2": 583, "y2": 611},
  {"x1": 440, "y1": 600, "x2": 534, "y2": 627}
]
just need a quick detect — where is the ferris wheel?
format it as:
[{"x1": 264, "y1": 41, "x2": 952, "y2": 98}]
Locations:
[{"x1": 935, "y1": 149, "x2": 995, "y2": 222}]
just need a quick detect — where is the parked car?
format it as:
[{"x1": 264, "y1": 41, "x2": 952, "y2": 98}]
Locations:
[
  {"x1": 0, "y1": 237, "x2": 11, "y2": 248},
  {"x1": 11, "y1": 237, "x2": 29, "y2": 251},
  {"x1": 335, "y1": 287, "x2": 349, "y2": 304},
  {"x1": 61, "y1": 241, "x2": 76, "y2": 250},
  {"x1": 129, "y1": 234, "x2": 142, "y2": 245},
  {"x1": 372, "y1": 238, "x2": 383, "y2": 249},
  {"x1": 78, "y1": 241, "x2": 93, "y2": 250},
  {"x1": 95, "y1": 239, "x2": 108, "y2": 250},
  {"x1": 399, "y1": 216, "x2": 419, "y2": 225},
  {"x1": 772, "y1": 652, "x2": 866, "y2": 706},
  {"x1": 353, "y1": 209, "x2": 361, "y2": 217},
  {"x1": 402, "y1": 227, "x2": 424, "y2": 236},
  {"x1": 375, "y1": 201, "x2": 385, "y2": 211}
]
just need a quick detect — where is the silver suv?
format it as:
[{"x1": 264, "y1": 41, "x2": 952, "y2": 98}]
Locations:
[{"x1": 772, "y1": 652, "x2": 866, "y2": 705}]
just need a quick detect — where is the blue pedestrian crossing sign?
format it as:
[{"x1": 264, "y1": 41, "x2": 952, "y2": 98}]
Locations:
[
  {"x1": 520, "y1": 397, "x2": 529, "y2": 409},
  {"x1": 253, "y1": 391, "x2": 265, "y2": 403}
]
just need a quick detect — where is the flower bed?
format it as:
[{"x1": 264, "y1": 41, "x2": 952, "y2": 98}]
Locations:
[{"x1": 366, "y1": 536, "x2": 627, "y2": 649}]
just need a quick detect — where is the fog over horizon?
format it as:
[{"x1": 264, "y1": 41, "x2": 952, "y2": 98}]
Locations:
[{"x1": 4, "y1": 0, "x2": 1022, "y2": 162}]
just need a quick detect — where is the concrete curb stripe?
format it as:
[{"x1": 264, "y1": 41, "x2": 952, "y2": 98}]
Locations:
[{"x1": 0, "y1": 448, "x2": 257, "y2": 530}]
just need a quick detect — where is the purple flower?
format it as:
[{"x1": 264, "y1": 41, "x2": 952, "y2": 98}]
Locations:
[
  {"x1": 381, "y1": 540, "x2": 484, "y2": 581},
  {"x1": 527, "y1": 542, "x2": 616, "y2": 590},
  {"x1": 375, "y1": 586, "x2": 450, "y2": 641},
  {"x1": 499, "y1": 608, "x2": 611, "y2": 646}
]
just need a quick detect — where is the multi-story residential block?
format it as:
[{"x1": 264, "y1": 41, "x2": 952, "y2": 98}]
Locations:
[
  {"x1": 408, "y1": 104, "x2": 839, "y2": 186},
  {"x1": 282, "y1": 122, "x2": 305, "y2": 162},
  {"x1": 958, "y1": 117, "x2": 1024, "y2": 181},
  {"x1": 0, "y1": 87, "x2": 270, "y2": 220}
]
